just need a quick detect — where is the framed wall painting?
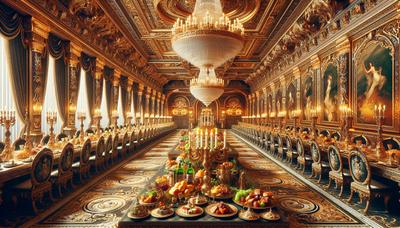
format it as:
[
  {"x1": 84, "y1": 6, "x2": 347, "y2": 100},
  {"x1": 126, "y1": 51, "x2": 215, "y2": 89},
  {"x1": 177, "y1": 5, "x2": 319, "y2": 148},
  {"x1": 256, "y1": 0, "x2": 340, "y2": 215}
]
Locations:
[
  {"x1": 321, "y1": 56, "x2": 340, "y2": 125},
  {"x1": 352, "y1": 21, "x2": 399, "y2": 132},
  {"x1": 287, "y1": 82, "x2": 297, "y2": 113},
  {"x1": 275, "y1": 89, "x2": 283, "y2": 114},
  {"x1": 301, "y1": 68, "x2": 315, "y2": 123}
]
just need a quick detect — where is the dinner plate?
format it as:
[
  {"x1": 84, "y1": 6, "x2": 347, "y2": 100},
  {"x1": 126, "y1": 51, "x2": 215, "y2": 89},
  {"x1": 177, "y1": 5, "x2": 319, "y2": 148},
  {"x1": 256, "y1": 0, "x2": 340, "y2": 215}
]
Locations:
[
  {"x1": 238, "y1": 210, "x2": 259, "y2": 221},
  {"x1": 127, "y1": 211, "x2": 150, "y2": 220},
  {"x1": 205, "y1": 202, "x2": 238, "y2": 218},
  {"x1": 176, "y1": 205, "x2": 204, "y2": 218},
  {"x1": 261, "y1": 211, "x2": 281, "y2": 221},
  {"x1": 150, "y1": 208, "x2": 174, "y2": 219},
  {"x1": 233, "y1": 199, "x2": 273, "y2": 210},
  {"x1": 205, "y1": 192, "x2": 234, "y2": 200},
  {"x1": 138, "y1": 199, "x2": 158, "y2": 207}
]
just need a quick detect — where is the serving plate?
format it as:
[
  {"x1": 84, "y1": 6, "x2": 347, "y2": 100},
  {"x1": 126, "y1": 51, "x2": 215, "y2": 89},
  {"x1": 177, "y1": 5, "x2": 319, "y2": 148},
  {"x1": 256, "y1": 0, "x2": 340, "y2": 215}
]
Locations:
[
  {"x1": 205, "y1": 202, "x2": 238, "y2": 218},
  {"x1": 176, "y1": 205, "x2": 204, "y2": 218}
]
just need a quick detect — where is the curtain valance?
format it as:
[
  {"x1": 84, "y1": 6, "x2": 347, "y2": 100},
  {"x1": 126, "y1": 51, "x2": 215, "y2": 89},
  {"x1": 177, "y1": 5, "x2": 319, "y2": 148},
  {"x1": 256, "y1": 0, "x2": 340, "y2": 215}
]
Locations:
[
  {"x1": 0, "y1": 3, "x2": 26, "y2": 39},
  {"x1": 47, "y1": 33, "x2": 69, "y2": 60},
  {"x1": 80, "y1": 52, "x2": 96, "y2": 73}
]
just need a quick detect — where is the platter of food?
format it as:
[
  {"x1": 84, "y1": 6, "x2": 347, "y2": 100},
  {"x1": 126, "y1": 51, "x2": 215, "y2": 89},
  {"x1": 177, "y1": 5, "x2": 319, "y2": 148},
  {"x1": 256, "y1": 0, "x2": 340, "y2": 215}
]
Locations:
[
  {"x1": 189, "y1": 195, "x2": 208, "y2": 206},
  {"x1": 168, "y1": 180, "x2": 195, "y2": 197},
  {"x1": 206, "y1": 184, "x2": 234, "y2": 199},
  {"x1": 205, "y1": 202, "x2": 238, "y2": 218},
  {"x1": 127, "y1": 201, "x2": 150, "y2": 220},
  {"x1": 233, "y1": 189, "x2": 274, "y2": 209},
  {"x1": 150, "y1": 205, "x2": 174, "y2": 219},
  {"x1": 139, "y1": 190, "x2": 161, "y2": 206},
  {"x1": 261, "y1": 209, "x2": 281, "y2": 221},
  {"x1": 176, "y1": 205, "x2": 204, "y2": 218},
  {"x1": 238, "y1": 209, "x2": 259, "y2": 221}
]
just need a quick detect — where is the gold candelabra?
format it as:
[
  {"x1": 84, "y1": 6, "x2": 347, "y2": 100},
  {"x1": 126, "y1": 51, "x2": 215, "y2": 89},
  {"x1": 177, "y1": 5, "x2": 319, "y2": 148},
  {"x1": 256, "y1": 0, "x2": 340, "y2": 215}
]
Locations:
[
  {"x1": 340, "y1": 104, "x2": 352, "y2": 144},
  {"x1": 77, "y1": 112, "x2": 86, "y2": 144},
  {"x1": 374, "y1": 104, "x2": 386, "y2": 160},
  {"x1": 46, "y1": 111, "x2": 57, "y2": 147},
  {"x1": 310, "y1": 107, "x2": 320, "y2": 139},
  {"x1": 291, "y1": 109, "x2": 301, "y2": 136},
  {"x1": 93, "y1": 109, "x2": 102, "y2": 138},
  {"x1": 112, "y1": 110, "x2": 119, "y2": 135},
  {"x1": 0, "y1": 110, "x2": 16, "y2": 162}
]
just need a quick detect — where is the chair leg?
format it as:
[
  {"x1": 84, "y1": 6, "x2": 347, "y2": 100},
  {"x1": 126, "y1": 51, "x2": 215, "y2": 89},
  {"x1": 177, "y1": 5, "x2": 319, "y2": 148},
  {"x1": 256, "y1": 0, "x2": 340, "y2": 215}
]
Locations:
[
  {"x1": 326, "y1": 177, "x2": 332, "y2": 190},
  {"x1": 317, "y1": 172, "x2": 323, "y2": 183},
  {"x1": 347, "y1": 189, "x2": 354, "y2": 203},
  {"x1": 364, "y1": 197, "x2": 371, "y2": 214},
  {"x1": 339, "y1": 183, "x2": 344, "y2": 197}
]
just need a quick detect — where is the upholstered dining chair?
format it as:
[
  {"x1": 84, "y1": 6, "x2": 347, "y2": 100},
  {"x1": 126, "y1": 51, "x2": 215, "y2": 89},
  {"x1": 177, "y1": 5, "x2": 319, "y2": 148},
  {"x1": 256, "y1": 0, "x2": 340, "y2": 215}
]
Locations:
[
  {"x1": 320, "y1": 129, "x2": 330, "y2": 137},
  {"x1": 50, "y1": 143, "x2": 74, "y2": 197},
  {"x1": 112, "y1": 133, "x2": 120, "y2": 163},
  {"x1": 90, "y1": 136, "x2": 105, "y2": 174},
  {"x1": 0, "y1": 141, "x2": 5, "y2": 153},
  {"x1": 347, "y1": 150, "x2": 392, "y2": 214},
  {"x1": 13, "y1": 138, "x2": 26, "y2": 151},
  {"x1": 327, "y1": 145, "x2": 352, "y2": 197},
  {"x1": 75, "y1": 130, "x2": 81, "y2": 138},
  {"x1": 85, "y1": 128, "x2": 94, "y2": 135},
  {"x1": 352, "y1": 135, "x2": 369, "y2": 146},
  {"x1": 72, "y1": 139, "x2": 91, "y2": 183},
  {"x1": 119, "y1": 132, "x2": 129, "y2": 159},
  {"x1": 40, "y1": 135, "x2": 50, "y2": 145},
  {"x1": 331, "y1": 132, "x2": 341, "y2": 141},
  {"x1": 276, "y1": 134, "x2": 286, "y2": 160},
  {"x1": 285, "y1": 136, "x2": 298, "y2": 165},
  {"x1": 12, "y1": 147, "x2": 54, "y2": 214},
  {"x1": 129, "y1": 130, "x2": 136, "y2": 153},
  {"x1": 296, "y1": 138, "x2": 312, "y2": 173},
  {"x1": 310, "y1": 140, "x2": 330, "y2": 183},
  {"x1": 382, "y1": 137, "x2": 400, "y2": 150},
  {"x1": 264, "y1": 132, "x2": 271, "y2": 152},
  {"x1": 104, "y1": 135, "x2": 113, "y2": 167},
  {"x1": 56, "y1": 133, "x2": 68, "y2": 142},
  {"x1": 270, "y1": 134, "x2": 279, "y2": 156}
]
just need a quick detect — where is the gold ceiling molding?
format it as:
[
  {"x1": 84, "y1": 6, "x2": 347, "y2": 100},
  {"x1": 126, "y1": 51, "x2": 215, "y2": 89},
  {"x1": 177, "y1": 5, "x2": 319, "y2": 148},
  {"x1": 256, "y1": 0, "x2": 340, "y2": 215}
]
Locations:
[{"x1": 153, "y1": 0, "x2": 261, "y2": 24}]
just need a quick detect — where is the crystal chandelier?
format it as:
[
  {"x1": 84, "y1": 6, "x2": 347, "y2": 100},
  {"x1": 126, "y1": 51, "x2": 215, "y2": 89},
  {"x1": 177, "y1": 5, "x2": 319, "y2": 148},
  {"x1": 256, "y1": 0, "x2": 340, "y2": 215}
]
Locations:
[
  {"x1": 171, "y1": 0, "x2": 244, "y2": 106},
  {"x1": 190, "y1": 67, "x2": 224, "y2": 107}
]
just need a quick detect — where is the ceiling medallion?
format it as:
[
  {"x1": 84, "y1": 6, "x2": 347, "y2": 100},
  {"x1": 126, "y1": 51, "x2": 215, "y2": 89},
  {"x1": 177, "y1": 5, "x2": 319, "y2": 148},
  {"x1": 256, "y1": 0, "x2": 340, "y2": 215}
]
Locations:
[{"x1": 171, "y1": 0, "x2": 244, "y2": 106}]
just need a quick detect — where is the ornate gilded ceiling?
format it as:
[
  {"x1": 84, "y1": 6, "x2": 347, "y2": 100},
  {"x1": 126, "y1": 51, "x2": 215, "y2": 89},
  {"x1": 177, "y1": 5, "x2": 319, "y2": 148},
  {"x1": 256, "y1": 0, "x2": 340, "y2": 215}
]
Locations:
[{"x1": 101, "y1": 0, "x2": 309, "y2": 83}]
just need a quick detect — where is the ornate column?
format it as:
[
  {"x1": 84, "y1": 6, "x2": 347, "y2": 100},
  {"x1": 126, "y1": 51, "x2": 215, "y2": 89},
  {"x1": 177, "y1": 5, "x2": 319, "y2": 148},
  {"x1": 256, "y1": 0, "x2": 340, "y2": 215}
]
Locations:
[
  {"x1": 126, "y1": 80, "x2": 134, "y2": 125},
  {"x1": 65, "y1": 43, "x2": 81, "y2": 135},
  {"x1": 94, "y1": 59, "x2": 105, "y2": 111},
  {"x1": 151, "y1": 89, "x2": 157, "y2": 118},
  {"x1": 293, "y1": 67, "x2": 301, "y2": 111},
  {"x1": 255, "y1": 91, "x2": 260, "y2": 125},
  {"x1": 113, "y1": 70, "x2": 121, "y2": 112},
  {"x1": 161, "y1": 95, "x2": 166, "y2": 118},
  {"x1": 145, "y1": 87, "x2": 151, "y2": 125},
  {"x1": 137, "y1": 84, "x2": 144, "y2": 125},
  {"x1": 30, "y1": 18, "x2": 50, "y2": 141},
  {"x1": 156, "y1": 92, "x2": 161, "y2": 118}
]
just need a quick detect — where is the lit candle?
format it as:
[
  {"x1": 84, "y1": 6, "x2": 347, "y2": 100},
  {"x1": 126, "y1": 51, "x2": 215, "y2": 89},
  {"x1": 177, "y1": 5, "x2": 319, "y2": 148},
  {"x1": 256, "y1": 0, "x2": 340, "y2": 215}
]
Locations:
[
  {"x1": 215, "y1": 128, "x2": 218, "y2": 146},
  {"x1": 210, "y1": 129, "x2": 214, "y2": 149},
  {"x1": 205, "y1": 128, "x2": 208, "y2": 148},
  {"x1": 200, "y1": 130, "x2": 203, "y2": 148}
]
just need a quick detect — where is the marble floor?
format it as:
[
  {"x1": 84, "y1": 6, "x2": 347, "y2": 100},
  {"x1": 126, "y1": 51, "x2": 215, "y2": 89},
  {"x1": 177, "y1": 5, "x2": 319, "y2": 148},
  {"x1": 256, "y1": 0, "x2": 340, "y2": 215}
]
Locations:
[{"x1": 25, "y1": 131, "x2": 379, "y2": 227}]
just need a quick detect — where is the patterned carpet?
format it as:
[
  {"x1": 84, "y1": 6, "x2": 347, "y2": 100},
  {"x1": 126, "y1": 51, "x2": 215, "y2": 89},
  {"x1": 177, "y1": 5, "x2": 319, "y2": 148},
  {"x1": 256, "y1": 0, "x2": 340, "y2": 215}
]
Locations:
[
  {"x1": 226, "y1": 133, "x2": 366, "y2": 227},
  {"x1": 35, "y1": 132, "x2": 180, "y2": 228},
  {"x1": 32, "y1": 131, "x2": 369, "y2": 227}
]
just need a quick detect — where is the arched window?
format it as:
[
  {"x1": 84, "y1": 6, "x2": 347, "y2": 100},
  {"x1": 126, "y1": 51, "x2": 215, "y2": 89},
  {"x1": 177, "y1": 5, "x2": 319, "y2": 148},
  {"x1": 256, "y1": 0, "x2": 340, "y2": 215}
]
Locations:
[
  {"x1": 42, "y1": 56, "x2": 63, "y2": 134},
  {"x1": 100, "y1": 78, "x2": 109, "y2": 127},
  {"x1": 0, "y1": 35, "x2": 23, "y2": 142},
  {"x1": 117, "y1": 86, "x2": 124, "y2": 126},
  {"x1": 75, "y1": 69, "x2": 91, "y2": 130}
]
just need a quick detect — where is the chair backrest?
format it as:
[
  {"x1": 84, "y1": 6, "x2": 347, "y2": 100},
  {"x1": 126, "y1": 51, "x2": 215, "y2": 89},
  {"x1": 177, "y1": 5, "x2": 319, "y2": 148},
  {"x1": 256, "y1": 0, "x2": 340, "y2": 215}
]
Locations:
[
  {"x1": 285, "y1": 136, "x2": 292, "y2": 151},
  {"x1": 104, "y1": 135, "x2": 112, "y2": 160},
  {"x1": 0, "y1": 141, "x2": 5, "y2": 153},
  {"x1": 320, "y1": 129, "x2": 330, "y2": 137},
  {"x1": 56, "y1": 133, "x2": 68, "y2": 142},
  {"x1": 327, "y1": 145, "x2": 343, "y2": 174},
  {"x1": 302, "y1": 127, "x2": 310, "y2": 134},
  {"x1": 310, "y1": 140, "x2": 321, "y2": 163},
  {"x1": 296, "y1": 138, "x2": 305, "y2": 157},
  {"x1": 86, "y1": 128, "x2": 94, "y2": 135},
  {"x1": 383, "y1": 137, "x2": 400, "y2": 150},
  {"x1": 80, "y1": 139, "x2": 91, "y2": 165},
  {"x1": 58, "y1": 143, "x2": 74, "y2": 174},
  {"x1": 331, "y1": 132, "x2": 341, "y2": 141},
  {"x1": 32, "y1": 148, "x2": 54, "y2": 186},
  {"x1": 277, "y1": 134, "x2": 283, "y2": 147},
  {"x1": 96, "y1": 136, "x2": 105, "y2": 159},
  {"x1": 112, "y1": 134, "x2": 119, "y2": 152},
  {"x1": 122, "y1": 132, "x2": 129, "y2": 148},
  {"x1": 348, "y1": 150, "x2": 371, "y2": 186},
  {"x1": 13, "y1": 138, "x2": 26, "y2": 150},
  {"x1": 75, "y1": 130, "x2": 81, "y2": 138},
  {"x1": 40, "y1": 135, "x2": 50, "y2": 145},
  {"x1": 352, "y1": 135, "x2": 369, "y2": 146},
  {"x1": 138, "y1": 129, "x2": 143, "y2": 141}
]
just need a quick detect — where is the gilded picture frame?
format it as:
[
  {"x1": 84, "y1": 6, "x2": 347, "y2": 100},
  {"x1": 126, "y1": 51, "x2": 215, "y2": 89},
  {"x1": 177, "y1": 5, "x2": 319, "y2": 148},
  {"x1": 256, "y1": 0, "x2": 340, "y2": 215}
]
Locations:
[{"x1": 321, "y1": 55, "x2": 340, "y2": 125}]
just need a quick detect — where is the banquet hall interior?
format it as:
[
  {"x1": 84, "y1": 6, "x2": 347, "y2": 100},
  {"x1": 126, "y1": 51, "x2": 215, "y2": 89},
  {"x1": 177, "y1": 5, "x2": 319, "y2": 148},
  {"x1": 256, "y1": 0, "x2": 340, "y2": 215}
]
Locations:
[{"x1": 0, "y1": 0, "x2": 399, "y2": 227}]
